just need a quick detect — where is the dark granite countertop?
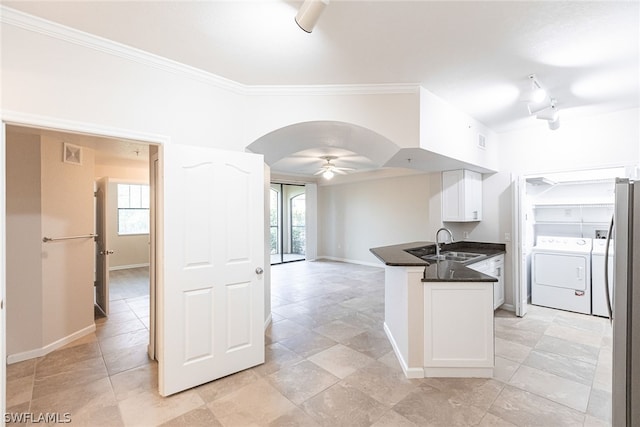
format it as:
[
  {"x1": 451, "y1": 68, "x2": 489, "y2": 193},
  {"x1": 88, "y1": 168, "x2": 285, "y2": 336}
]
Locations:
[
  {"x1": 370, "y1": 241, "x2": 506, "y2": 283},
  {"x1": 369, "y1": 241, "x2": 433, "y2": 266},
  {"x1": 422, "y1": 260, "x2": 496, "y2": 282}
]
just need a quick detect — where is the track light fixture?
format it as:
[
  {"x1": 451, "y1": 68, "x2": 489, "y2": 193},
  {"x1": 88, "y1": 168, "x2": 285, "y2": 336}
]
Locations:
[
  {"x1": 527, "y1": 74, "x2": 561, "y2": 130},
  {"x1": 295, "y1": 0, "x2": 329, "y2": 33},
  {"x1": 529, "y1": 74, "x2": 547, "y2": 103},
  {"x1": 536, "y1": 98, "x2": 560, "y2": 130}
]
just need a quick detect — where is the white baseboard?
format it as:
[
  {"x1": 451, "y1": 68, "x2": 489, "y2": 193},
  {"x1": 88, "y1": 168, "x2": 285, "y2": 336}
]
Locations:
[
  {"x1": 383, "y1": 322, "x2": 424, "y2": 379},
  {"x1": 264, "y1": 312, "x2": 272, "y2": 331},
  {"x1": 424, "y1": 366, "x2": 494, "y2": 378},
  {"x1": 7, "y1": 324, "x2": 96, "y2": 364},
  {"x1": 110, "y1": 263, "x2": 150, "y2": 271},
  {"x1": 318, "y1": 256, "x2": 383, "y2": 268},
  {"x1": 500, "y1": 303, "x2": 515, "y2": 312}
]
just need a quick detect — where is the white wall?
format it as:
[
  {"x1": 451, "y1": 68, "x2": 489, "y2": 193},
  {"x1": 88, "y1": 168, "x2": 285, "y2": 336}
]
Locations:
[
  {"x1": 95, "y1": 163, "x2": 149, "y2": 182},
  {"x1": 7, "y1": 132, "x2": 97, "y2": 358},
  {"x1": 305, "y1": 183, "x2": 318, "y2": 261},
  {"x1": 318, "y1": 172, "x2": 435, "y2": 265},
  {"x1": 499, "y1": 108, "x2": 639, "y2": 175},
  {"x1": 40, "y1": 136, "x2": 95, "y2": 346},
  {"x1": 6, "y1": 132, "x2": 42, "y2": 355},
  {"x1": 245, "y1": 90, "x2": 420, "y2": 150},
  {"x1": 419, "y1": 88, "x2": 499, "y2": 172}
]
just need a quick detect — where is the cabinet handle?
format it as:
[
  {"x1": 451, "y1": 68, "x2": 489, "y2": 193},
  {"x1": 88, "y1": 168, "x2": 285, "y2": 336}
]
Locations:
[{"x1": 496, "y1": 267, "x2": 501, "y2": 277}]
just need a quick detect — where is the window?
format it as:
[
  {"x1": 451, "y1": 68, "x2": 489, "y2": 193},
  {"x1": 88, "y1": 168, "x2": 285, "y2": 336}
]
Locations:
[
  {"x1": 290, "y1": 194, "x2": 305, "y2": 255},
  {"x1": 118, "y1": 184, "x2": 150, "y2": 235},
  {"x1": 270, "y1": 188, "x2": 279, "y2": 254}
]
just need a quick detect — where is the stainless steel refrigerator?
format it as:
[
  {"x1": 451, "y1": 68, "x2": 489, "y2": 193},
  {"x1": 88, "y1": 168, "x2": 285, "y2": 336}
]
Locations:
[{"x1": 608, "y1": 178, "x2": 640, "y2": 426}]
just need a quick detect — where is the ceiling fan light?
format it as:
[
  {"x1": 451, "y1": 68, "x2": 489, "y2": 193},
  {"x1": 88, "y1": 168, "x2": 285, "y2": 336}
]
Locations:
[
  {"x1": 295, "y1": 0, "x2": 329, "y2": 33},
  {"x1": 322, "y1": 169, "x2": 334, "y2": 180}
]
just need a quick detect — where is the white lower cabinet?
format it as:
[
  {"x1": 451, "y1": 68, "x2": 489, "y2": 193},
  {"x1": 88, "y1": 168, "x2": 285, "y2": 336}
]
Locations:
[
  {"x1": 423, "y1": 281, "x2": 494, "y2": 378},
  {"x1": 468, "y1": 254, "x2": 505, "y2": 310}
]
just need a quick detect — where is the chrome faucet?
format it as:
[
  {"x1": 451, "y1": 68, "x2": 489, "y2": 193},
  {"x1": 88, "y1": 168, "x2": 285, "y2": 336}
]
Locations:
[{"x1": 435, "y1": 227, "x2": 454, "y2": 259}]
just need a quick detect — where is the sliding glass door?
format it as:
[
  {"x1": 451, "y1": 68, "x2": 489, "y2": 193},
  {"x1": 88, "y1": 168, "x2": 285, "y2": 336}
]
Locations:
[{"x1": 270, "y1": 183, "x2": 306, "y2": 265}]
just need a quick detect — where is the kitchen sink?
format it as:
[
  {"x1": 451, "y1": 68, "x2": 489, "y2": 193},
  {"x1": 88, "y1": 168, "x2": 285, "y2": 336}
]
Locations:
[{"x1": 422, "y1": 251, "x2": 484, "y2": 263}]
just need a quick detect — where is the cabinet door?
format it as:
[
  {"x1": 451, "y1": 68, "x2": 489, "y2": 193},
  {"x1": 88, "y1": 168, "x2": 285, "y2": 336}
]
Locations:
[
  {"x1": 464, "y1": 171, "x2": 482, "y2": 221},
  {"x1": 470, "y1": 255, "x2": 504, "y2": 310},
  {"x1": 442, "y1": 170, "x2": 464, "y2": 221},
  {"x1": 493, "y1": 257, "x2": 505, "y2": 309},
  {"x1": 442, "y1": 169, "x2": 482, "y2": 222}
]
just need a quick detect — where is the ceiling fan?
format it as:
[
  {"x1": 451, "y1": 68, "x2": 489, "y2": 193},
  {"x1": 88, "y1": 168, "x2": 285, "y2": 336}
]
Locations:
[{"x1": 314, "y1": 156, "x2": 354, "y2": 179}]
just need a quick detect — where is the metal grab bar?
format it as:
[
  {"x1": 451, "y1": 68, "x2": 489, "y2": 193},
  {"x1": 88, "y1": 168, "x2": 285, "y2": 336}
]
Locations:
[{"x1": 42, "y1": 234, "x2": 97, "y2": 243}]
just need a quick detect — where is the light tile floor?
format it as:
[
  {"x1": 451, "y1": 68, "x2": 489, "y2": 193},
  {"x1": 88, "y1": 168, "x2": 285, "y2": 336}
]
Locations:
[{"x1": 6, "y1": 261, "x2": 612, "y2": 426}]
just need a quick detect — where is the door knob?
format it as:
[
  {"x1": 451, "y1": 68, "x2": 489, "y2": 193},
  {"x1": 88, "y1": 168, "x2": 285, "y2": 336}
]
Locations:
[
  {"x1": 255, "y1": 267, "x2": 264, "y2": 275},
  {"x1": 100, "y1": 250, "x2": 114, "y2": 255}
]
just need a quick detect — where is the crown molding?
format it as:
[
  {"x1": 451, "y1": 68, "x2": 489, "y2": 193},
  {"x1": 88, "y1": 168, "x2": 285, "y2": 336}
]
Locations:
[
  {"x1": 247, "y1": 83, "x2": 420, "y2": 96},
  {"x1": 0, "y1": 6, "x2": 244, "y2": 94},
  {"x1": 0, "y1": 5, "x2": 420, "y2": 97},
  {"x1": 1, "y1": 110, "x2": 171, "y2": 145}
]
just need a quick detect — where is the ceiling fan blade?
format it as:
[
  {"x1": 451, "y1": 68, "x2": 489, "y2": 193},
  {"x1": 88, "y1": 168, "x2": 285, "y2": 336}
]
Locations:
[
  {"x1": 313, "y1": 169, "x2": 325, "y2": 175},
  {"x1": 333, "y1": 168, "x2": 348, "y2": 175}
]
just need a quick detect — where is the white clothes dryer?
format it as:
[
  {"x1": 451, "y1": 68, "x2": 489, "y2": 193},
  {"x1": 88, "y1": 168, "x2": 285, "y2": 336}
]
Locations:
[{"x1": 531, "y1": 236, "x2": 593, "y2": 314}]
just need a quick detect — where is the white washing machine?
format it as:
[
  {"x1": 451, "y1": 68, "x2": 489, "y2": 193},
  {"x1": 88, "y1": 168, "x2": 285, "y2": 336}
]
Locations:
[
  {"x1": 591, "y1": 238, "x2": 614, "y2": 317},
  {"x1": 531, "y1": 236, "x2": 593, "y2": 314}
]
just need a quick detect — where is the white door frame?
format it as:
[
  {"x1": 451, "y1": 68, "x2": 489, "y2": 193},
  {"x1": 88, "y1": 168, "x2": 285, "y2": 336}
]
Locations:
[
  {"x1": 1, "y1": 121, "x2": 7, "y2": 427},
  {"x1": 149, "y1": 152, "x2": 159, "y2": 361},
  {"x1": 512, "y1": 174, "x2": 528, "y2": 317},
  {"x1": 0, "y1": 112, "x2": 168, "y2": 413}
]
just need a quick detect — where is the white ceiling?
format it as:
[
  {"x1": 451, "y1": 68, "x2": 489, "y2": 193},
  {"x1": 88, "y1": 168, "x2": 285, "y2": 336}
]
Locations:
[{"x1": 4, "y1": 0, "x2": 639, "y2": 178}]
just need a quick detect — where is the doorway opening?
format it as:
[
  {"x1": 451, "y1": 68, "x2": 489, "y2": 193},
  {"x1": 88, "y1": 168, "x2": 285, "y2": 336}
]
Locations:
[
  {"x1": 270, "y1": 183, "x2": 306, "y2": 265},
  {"x1": 514, "y1": 165, "x2": 630, "y2": 318},
  {"x1": 4, "y1": 124, "x2": 157, "y2": 369}
]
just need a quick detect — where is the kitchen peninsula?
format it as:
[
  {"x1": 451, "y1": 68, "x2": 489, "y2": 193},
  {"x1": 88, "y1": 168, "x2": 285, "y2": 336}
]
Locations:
[{"x1": 370, "y1": 241, "x2": 506, "y2": 379}]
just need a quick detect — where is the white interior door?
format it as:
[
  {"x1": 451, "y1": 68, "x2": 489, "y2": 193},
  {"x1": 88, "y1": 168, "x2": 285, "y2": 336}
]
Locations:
[
  {"x1": 159, "y1": 143, "x2": 265, "y2": 396},
  {"x1": 95, "y1": 177, "x2": 111, "y2": 316},
  {"x1": 513, "y1": 175, "x2": 528, "y2": 317}
]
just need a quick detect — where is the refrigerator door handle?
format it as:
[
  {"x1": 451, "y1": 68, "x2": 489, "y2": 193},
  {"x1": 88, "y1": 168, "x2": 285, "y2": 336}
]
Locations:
[{"x1": 604, "y1": 215, "x2": 614, "y2": 323}]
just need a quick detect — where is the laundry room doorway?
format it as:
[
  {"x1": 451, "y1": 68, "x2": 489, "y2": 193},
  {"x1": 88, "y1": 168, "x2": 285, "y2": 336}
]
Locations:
[{"x1": 512, "y1": 166, "x2": 632, "y2": 318}]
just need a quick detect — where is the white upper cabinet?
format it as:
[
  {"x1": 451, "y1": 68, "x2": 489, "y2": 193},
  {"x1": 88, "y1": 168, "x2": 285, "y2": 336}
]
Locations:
[{"x1": 442, "y1": 169, "x2": 482, "y2": 222}]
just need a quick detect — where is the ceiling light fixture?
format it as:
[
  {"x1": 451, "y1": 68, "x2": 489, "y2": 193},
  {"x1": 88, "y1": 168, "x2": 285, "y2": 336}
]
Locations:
[
  {"x1": 529, "y1": 74, "x2": 547, "y2": 103},
  {"x1": 295, "y1": 0, "x2": 329, "y2": 33},
  {"x1": 527, "y1": 74, "x2": 560, "y2": 131},
  {"x1": 322, "y1": 169, "x2": 334, "y2": 180},
  {"x1": 535, "y1": 98, "x2": 561, "y2": 130}
]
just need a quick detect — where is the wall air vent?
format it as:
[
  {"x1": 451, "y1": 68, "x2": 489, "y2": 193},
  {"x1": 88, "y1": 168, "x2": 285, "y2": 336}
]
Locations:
[{"x1": 477, "y1": 134, "x2": 486, "y2": 150}]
